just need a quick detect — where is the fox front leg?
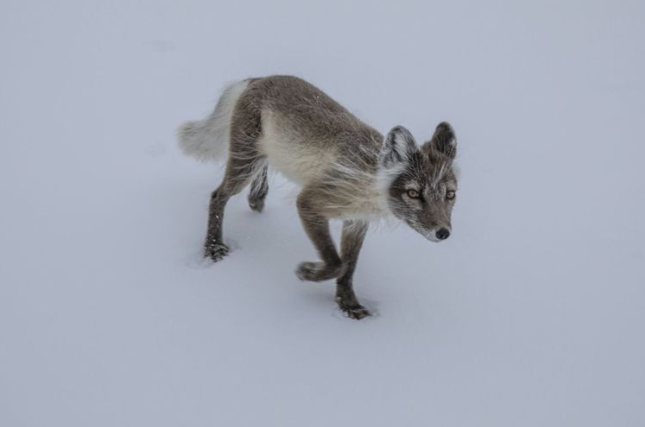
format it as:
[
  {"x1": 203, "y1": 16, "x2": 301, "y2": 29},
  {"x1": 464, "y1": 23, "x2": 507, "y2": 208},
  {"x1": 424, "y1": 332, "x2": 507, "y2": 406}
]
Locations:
[
  {"x1": 295, "y1": 187, "x2": 345, "y2": 282},
  {"x1": 336, "y1": 220, "x2": 370, "y2": 319}
]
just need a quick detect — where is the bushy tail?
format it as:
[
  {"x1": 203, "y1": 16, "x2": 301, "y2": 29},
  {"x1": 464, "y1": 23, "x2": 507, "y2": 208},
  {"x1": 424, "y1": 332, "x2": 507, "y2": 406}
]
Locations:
[{"x1": 177, "y1": 80, "x2": 250, "y2": 162}]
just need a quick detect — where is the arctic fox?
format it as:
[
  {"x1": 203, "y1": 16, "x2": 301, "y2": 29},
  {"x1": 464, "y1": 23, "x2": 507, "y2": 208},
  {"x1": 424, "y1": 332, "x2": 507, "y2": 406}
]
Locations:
[{"x1": 178, "y1": 75, "x2": 458, "y2": 319}]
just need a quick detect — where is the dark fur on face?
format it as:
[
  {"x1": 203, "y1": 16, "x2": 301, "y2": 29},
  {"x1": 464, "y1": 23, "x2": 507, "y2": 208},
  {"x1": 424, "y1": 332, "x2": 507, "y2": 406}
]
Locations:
[{"x1": 384, "y1": 123, "x2": 458, "y2": 241}]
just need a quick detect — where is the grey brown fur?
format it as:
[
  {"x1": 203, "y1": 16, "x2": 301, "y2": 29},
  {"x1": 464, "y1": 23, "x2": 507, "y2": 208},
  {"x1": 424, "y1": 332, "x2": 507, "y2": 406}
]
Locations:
[{"x1": 178, "y1": 75, "x2": 459, "y2": 319}]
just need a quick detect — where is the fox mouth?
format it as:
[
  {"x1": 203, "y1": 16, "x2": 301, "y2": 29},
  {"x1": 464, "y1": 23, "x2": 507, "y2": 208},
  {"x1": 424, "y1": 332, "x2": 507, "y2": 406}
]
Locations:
[
  {"x1": 424, "y1": 231, "x2": 442, "y2": 242},
  {"x1": 409, "y1": 223, "x2": 450, "y2": 242},
  {"x1": 407, "y1": 222, "x2": 442, "y2": 242}
]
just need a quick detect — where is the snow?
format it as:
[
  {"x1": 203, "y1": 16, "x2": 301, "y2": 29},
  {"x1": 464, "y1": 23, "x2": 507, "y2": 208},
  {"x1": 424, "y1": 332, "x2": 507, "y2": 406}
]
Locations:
[{"x1": 1, "y1": 1, "x2": 644, "y2": 426}]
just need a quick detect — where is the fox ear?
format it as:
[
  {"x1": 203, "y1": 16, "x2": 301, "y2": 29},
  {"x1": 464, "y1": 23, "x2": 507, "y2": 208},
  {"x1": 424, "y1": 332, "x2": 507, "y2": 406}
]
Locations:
[
  {"x1": 381, "y1": 126, "x2": 416, "y2": 168},
  {"x1": 425, "y1": 122, "x2": 457, "y2": 158}
]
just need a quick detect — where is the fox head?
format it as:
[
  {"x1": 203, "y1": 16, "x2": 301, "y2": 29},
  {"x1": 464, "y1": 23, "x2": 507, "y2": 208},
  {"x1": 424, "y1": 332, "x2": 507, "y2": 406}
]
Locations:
[{"x1": 380, "y1": 122, "x2": 458, "y2": 242}]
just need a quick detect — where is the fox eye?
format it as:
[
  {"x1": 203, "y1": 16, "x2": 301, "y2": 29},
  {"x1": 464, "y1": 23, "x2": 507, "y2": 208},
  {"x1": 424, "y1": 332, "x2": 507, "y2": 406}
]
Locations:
[
  {"x1": 406, "y1": 189, "x2": 420, "y2": 199},
  {"x1": 446, "y1": 190, "x2": 456, "y2": 200}
]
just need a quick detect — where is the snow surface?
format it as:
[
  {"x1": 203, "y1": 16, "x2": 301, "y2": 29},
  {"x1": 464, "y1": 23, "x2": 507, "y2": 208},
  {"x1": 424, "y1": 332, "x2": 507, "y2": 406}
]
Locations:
[{"x1": 1, "y1": 1, "x2": 644, "y2": 426}]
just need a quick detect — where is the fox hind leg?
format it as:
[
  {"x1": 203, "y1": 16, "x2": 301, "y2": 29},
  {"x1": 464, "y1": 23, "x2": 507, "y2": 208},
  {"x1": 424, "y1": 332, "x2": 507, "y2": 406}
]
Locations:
[
  {"x1": 247, "y1": 165, "x2": 269, "y2": 213},
  {"x1": 204, "y1": 101, "x2": 264, "y2": 261},
  {"x1": 204, "y1": 161, "x2": 261, "y2": 261},
  {"x1": 204, "y1": 173, "x2": 249, "y2": 261}
]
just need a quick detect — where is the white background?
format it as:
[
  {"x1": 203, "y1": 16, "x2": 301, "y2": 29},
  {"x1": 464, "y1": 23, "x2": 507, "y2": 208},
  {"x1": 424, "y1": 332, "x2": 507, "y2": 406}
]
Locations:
[{"x1": 1, "y1": 1, "x2": 644, "y2": 426}]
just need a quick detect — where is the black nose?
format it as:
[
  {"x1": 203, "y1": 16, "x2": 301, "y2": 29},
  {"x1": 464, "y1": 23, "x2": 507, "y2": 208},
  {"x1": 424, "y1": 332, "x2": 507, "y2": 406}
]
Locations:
[{"x1": 436, "y1": 228, "x2": 450, "y2": 240}]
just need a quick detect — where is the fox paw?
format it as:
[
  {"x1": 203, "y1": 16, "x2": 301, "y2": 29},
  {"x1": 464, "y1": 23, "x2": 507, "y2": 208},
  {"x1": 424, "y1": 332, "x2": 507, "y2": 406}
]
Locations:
[
  {"x1": 296, "y1": 261, "x2": 344, "y2": 282},
  {"x1": 248, "y1": 198, "x2": 265, "y2": 213},
  {"x1": 204, "y1": 242, "x2": 229, "y2": 262},
  {"x1": 336, "y1": 296, "x2": 371, "y2": 320}
]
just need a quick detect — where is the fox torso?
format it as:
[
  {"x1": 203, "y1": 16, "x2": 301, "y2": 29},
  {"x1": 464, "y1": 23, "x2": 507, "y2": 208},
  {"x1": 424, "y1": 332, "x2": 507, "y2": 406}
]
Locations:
[{"x1": 247, "y1": 76, "x2": 387, "y2": 219}]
